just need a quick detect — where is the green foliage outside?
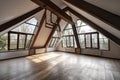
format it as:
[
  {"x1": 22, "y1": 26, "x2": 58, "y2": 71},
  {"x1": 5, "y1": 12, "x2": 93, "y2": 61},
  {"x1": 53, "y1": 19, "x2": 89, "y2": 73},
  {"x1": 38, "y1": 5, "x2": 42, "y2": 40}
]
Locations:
[{"x1": 0, "y1": 35, "x2": 7, "y2": 51}]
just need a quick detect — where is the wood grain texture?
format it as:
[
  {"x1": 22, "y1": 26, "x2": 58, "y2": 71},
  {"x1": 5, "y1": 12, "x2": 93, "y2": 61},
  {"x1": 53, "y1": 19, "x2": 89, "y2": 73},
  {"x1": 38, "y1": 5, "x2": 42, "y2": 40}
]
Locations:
[{"x1": 0, "y1": 52, "x2": 120, "y2": 80}]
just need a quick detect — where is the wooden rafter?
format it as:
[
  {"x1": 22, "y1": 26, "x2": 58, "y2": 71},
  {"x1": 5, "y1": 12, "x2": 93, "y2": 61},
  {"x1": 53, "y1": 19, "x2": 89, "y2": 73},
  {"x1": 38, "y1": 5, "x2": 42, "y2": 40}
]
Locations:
[
  {"x1": 67, "y1": 7, "x2": 120, "y2": 46},
  {"x1": 31, "y1": 0, "x2": 74, "y2": 24},
  {"x1": 44, "y1": 18, "x2": 61, "y2": 47},
  {"x1": 64, "y1": 0, "x2": 120, "y2": 31},
  {"x1": 0, "y1": 7, "x2": 43, "y2": 32},
  {"x1": 30, "y1": 10, "x2": 46, "y2": 49}
]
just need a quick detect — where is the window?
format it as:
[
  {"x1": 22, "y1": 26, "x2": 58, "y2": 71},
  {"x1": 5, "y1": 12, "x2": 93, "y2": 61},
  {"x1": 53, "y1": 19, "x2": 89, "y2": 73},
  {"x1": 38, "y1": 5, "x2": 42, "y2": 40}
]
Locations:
[
  {"x1": 76, "y1": 20, "x2": 109, "y2": 50},
  {"x1": 9, "y1": 33, "x2": 17, "y2": 50},
  {"x1": 62, "y1": 24, "x2": 77, "y2": 48},
  {"x1": 0, "y1": 34, "x2": 8, "y2": 51},
  {"x1": 49, "y1": 31, "x2": 59, "y2": 47},
  {"x1": 0, "y1": 18, "x2": 37, "y2": 51},
  {"x1": 99, "y1": 34, "x2": 109, "y2": 50}
]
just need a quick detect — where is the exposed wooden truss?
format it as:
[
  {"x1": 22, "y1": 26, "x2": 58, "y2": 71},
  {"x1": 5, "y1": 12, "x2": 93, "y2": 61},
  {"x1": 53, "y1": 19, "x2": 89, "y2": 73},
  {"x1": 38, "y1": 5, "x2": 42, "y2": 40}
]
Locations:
[
  {"x1": 66, "y1": 7, "x2": 120, "y2": 46},
  {"x1": 31, "y1": 0, "x2": 74, "y2": 24},
  {"x1": 0, "y1": 7, "x2": 43, "y2": 32},
  {"x1": 64, "y1": 0, "x2": 120, "y2": 31}
]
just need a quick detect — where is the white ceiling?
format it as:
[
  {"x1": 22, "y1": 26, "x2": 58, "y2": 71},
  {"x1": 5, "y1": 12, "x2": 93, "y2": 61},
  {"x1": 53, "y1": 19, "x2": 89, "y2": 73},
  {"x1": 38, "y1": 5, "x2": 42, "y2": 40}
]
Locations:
[
  {"x1": 62, "y1": 0, "x2": 120, "y2": 39},
  {"x1": 0, "y1": 0, "x2": 38, "y2": 25},
  {"x1": 84, "y1": 0, "x2": 120, "y2": 16}
]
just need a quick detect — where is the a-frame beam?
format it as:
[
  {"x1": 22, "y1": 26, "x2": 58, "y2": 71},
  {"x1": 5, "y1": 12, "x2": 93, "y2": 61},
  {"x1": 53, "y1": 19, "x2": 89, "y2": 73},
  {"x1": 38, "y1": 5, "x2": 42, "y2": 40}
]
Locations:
[
  {"x1": 44, "y1": 18, "x2": 61, "y2": 47},
  {"x1": 64, "y1": 0, "x2": 120, "y2": 31},
  {"x1": 0, "y1": 7, "x2": 43, "y2": 32},
  {"x1": 67, "y1": 7, "x2": 120, "y2": 46},
  {"x1": 30, "y1": 11, "x2": 46, "y2": 49},
  {"x1": 31, "y1": 0, "x2": 74, "y2": 24}
]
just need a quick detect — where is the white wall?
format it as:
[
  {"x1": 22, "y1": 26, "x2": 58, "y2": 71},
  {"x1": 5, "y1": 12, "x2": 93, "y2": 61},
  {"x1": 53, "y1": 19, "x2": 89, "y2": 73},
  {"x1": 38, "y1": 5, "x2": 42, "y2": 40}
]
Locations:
[
  {"x1": 0, "y1": 50, "x2": 29, "y2": 60},
  {"x1": 57, "y1": 40, "x2": 120, "y2": 59}
]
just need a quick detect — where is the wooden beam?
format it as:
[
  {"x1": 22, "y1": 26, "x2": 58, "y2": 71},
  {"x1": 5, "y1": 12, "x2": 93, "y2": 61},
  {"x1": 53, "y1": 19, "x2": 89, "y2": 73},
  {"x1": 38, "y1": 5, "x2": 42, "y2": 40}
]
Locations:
[
  {"x1": 31, "y1": 0, "x2": 74, "y2": 24},
  {"x1": 63, "y1": 7, "x2": 80, "y2": 48},
  {"x1": 67, "y1": 7, "x2": 120, "y2": 46},
  {"x1": 71, "y1": 24, "x2": 80, "y2": 48},
  {"x1": 44, "y1": 18, "x2": 61, "y2": 47},
  {"x1": 64, "y1": 0, "x2": 120, "y2": 31},
  {"x1": 30, "y1": 10, "x2": 46, "y2": 48},
  {"x1": 0, "y1": 7, "x2": 43, "y2": 32}
]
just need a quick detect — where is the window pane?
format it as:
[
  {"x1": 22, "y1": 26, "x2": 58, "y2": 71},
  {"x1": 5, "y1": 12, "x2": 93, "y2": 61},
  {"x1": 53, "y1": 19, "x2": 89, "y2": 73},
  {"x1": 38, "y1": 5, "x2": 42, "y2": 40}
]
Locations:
[
  {"x1": 78, "y1": 25, "x2": 96, "y2": 34},
  {"x1": 26, "y1": 18, "x2": 38, "y2": 25},
  {"x1": 74, "y1": 37, "x2": 77, "y2": 48},
  {"x1": 86, "y1": 34, "x2": 91, "y2": 48},
  {"x1": 70, "y1": 36, "x2": 74, "y2": 47},
  {"x1": 12, "y1": 23, "x2": 36, "y2": 34},
  {"x1": 0, "y1": 34, "x2": 8, "y2": 51},
  {"x1": 79, "y1": 35, "x2": 85, "y2": 48},
  {"x1": 77, "y1": 20, "x2": 82, "y2": 26},
  {"x1": 66, "y1": 24, "x2": 72, "y2": 29},
  {"x1": 66, "y1": 37, "x2": 70, "y2": 47},
  {"x1": 10, "y1": 34, "x2": 17, "y2": 49},
  {"x1": 92, "y1": 34, "x2": 98, "y2": 48},
  {"x1": 19, "y1": 34, "x2": 25, "y2": 49},
  {"x1": 26, "y1": 35, "x2": 32, "y2": 48},
  {"x1": 63, "y1": 37, "x2": 67, "y2": 47},
  {"x1": 99, "y1": 34, "x2": 109, "y2": 50}
]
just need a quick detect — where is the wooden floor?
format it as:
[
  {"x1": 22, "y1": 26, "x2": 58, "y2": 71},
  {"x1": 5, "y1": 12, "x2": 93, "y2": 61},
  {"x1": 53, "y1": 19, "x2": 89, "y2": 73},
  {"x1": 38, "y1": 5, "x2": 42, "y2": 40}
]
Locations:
[{"x1": 0, "y1": 52, "x2": 120, "y2": 80}]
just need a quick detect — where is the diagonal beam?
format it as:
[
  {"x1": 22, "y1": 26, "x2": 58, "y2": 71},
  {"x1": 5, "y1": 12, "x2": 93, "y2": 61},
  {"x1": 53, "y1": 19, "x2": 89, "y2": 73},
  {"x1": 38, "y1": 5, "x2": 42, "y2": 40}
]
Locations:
[
  {"x1": 30, "y1": 10, "x2": 46, "y2": 49},
  {"x1": 64, "y1": 0, "x2": 120, "y2": 31},
  {"x1": 67, "y1": 7, "x2": 120, "y2": 46},
  {"x1": 44, "y1": 18, "x2": 61, "y2": 47},
  {"x1": 0, "y1": 7, "x2": 43, "y2": 32},
  {"x1": 31, "y1": 0, "x2": 74, "y2": 24}
]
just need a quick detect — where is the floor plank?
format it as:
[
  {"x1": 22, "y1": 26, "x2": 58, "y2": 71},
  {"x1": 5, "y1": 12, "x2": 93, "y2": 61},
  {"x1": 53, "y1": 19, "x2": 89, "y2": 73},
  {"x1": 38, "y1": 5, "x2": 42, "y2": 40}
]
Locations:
[{"x1": 0, "y1": 52, "x2": 120, "y2": 80}]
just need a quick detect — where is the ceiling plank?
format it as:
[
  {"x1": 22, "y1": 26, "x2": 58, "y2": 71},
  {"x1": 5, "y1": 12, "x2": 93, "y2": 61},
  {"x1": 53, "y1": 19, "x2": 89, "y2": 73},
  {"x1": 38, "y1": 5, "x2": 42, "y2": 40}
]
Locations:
[
  {"x1": 67, "y1": 7, "x2": 120, "y2": 46},
  {"x1": 64, "y1": 0, "x2": 120, "y2": 31},
  {"x1": 31, "y1": 0, "x2": 74, "y2": 24},
  {"x1": 0, "y1": 7, "x2": 43, "y2": 32}
]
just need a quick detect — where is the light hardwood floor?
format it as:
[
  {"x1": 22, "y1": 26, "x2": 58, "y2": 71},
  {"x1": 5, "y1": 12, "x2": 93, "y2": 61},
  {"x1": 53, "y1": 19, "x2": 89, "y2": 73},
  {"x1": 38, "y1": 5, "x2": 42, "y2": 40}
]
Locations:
[{"x1": 0, "y1": 52, "x2": 120, "y2": 80}]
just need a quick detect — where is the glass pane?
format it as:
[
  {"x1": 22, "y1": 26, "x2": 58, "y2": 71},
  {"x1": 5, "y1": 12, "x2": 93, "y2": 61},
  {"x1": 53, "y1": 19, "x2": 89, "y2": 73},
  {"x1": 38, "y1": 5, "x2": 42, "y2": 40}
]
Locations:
[
  {"x1": 66, "y1": 24, "x2": 72, "y2": 29},
  {"x1": 79, "y1": 35, "x2": 85, "y2": 48},
  {"x1": 86, "y1": 34, "x2": 91, "y2": 48},
  {"x1": 70, "y1": 36, "x2": 74, "y2": 47},
  {"x1": 53, "y1": 38, "x2": 58, "y2": 47},
  {"x1": 77, "y1": 20, "x2": 82, "y2": 26},
  {"x1": 12, "y1": 23, "x2": 36, "y2": 34},
  {"x1": 99, "y1": 34, "x2": 109, "y2": 50},
  {"x1": 26, "y1": 35, "x2": 32, "y2": 48},
  {"x1": 0, "y1": 34, "x2": 8, "y2": 51},
  {"x1": 81, "y1": 22, "x2": 87, "y2": 26},
  {"x1": 66, "y1": 37, "x2": 70, "y2": 47},
  {"x1": 74, "y1": 37, "x2": 77, "y2": 48},
  {"x1": 26, "y1": 18, "x2": 38, "y2": 25},
  {"x1": 10, "y1": 34, "x2": 17, "y2": 49},
  {"x1": 19, "y1": 34, "x2": 25, "y2": 49},
  {"x1": 53, "y1": 31, "x2": 58, "y2": 37},
  {"x1": 62, "y1": 37, "x2": 67, "y2": 47},
  {"x1": 92, "y1": 34, "x2": 98, "y2": 48},
  {"x1": 77, "y1": 25, "x2": 96, "y2": 34}
]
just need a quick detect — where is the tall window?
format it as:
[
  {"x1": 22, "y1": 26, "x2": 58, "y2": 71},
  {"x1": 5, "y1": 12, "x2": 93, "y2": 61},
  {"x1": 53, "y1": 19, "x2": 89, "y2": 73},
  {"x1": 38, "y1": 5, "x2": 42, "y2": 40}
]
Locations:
[
  {"x1": 0, "y1": 17, "x2": 37, "y2": 51},
  {"x1": 76, "y1": 20, "x2": 109, "y2": 50},
  {"x1": 0, "y1": 34, "x2": 8, "y2": 51},
  {"x1": 62, "y1": 24, "x2": 77, "y2": 48},
  {"x1": 49, "y1": 31, "x2": 59, "y2": 47}
]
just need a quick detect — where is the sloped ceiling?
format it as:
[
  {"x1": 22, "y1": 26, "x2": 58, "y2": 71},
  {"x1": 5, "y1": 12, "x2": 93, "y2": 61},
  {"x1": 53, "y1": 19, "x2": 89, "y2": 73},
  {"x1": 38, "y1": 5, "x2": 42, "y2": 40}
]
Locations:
[
  {"x1": 84, "y1": 0, "x2": 120, "y2": 16},
  {"x1": 0, "y1": 0, "x2": 38, "y2": 25},
  {"x1": 62, "y1": 0, "x2": 120, "y2": 39}
]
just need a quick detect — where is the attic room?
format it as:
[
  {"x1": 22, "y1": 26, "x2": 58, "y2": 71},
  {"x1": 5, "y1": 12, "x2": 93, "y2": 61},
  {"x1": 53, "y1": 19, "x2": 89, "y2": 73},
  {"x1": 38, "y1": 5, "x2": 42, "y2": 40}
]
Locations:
[{"x1": 0, "y1": 0, "x2": 120, "y2": 80}]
